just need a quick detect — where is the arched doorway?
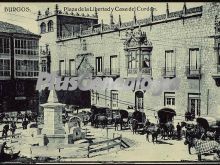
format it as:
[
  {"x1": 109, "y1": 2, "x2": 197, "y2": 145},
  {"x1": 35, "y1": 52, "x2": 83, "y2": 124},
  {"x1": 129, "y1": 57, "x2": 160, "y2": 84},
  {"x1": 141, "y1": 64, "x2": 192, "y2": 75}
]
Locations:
[
  {"x1": 157, "y1": 107, "x2": 176, "y2": 124},
  {"x1": 135, "y1": 91, "x2": 144, "y2": 111}
]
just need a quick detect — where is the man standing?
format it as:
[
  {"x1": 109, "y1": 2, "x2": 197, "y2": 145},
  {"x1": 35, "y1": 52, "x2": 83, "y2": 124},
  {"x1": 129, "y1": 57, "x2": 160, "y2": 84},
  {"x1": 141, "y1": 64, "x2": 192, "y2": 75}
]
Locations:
[
  {"x1": 2, "y1": 124, "x2": 9, "y2": 140},
  {"x1": 176, "y1": 122, "x2": 181, "y2": 140},
  {"x1": 10, "y1": 122, "x2": 17, "y2": 138}
]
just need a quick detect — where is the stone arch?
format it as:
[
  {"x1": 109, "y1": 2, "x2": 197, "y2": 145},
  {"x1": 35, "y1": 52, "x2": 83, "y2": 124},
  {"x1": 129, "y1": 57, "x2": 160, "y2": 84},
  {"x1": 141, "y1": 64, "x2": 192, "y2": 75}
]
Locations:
[
  {"x1": 47, "y1": 20, "x2": 54, "y2": 32},
  {"x1": 40, "y1": 22, "x2": 46, "y2": 33}
]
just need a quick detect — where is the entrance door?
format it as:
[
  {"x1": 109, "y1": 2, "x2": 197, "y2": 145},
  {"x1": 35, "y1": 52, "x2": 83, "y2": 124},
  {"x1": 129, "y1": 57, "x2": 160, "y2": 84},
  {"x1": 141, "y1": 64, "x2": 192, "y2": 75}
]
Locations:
[{"x1": 135, "y1": 91, "x2": 143, "y2": 110}]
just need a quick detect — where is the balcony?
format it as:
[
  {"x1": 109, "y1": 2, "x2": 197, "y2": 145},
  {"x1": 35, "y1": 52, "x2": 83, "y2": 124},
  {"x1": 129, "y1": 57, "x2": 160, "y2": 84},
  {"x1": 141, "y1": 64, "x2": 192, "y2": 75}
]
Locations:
[
  {"x1": 0, "y1": 70, "x2": 10, "y2": 80},
  {"x1": 141, "y1": 67, "x2": 152, "y2": 75},
  {"x1": 127, "y1": 68, "x2": 152, "y2": 76},
  {"x1": 56, "y1": 70, "x2": 77, "y2": 77},
  {"x1": 15, "y1": 71, "x2": 38, "y2": 79},
  {"x1": 212, "y1": 65, "x2": 220, "y2": 86},
  {"x1": 127, "y1": 68, "x2": 138, "y2": 74},
  {"x1": 104, "y1": 68, "x2": 120, "y2": 77},
  {"x1": 185, "y1": 66, "x2": 201, "y2": 79},
  {"x1": 162, "y1": 67, "x2": 176, "y2": 78}
]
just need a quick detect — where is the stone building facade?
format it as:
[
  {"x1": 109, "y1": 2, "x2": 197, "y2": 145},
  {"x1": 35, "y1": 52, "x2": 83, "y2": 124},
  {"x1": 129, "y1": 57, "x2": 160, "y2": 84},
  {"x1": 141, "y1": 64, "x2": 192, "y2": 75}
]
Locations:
[
  {"x1": 0, "y1": 21, "x2": 40, "y2": 112},
  {"x1": 37, "y1": 3, "x2": 220, "y2": 123}
]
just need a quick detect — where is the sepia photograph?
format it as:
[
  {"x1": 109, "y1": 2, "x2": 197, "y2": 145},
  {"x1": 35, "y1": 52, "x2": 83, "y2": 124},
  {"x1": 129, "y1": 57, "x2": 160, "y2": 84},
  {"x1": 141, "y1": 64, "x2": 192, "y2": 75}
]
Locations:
[{"x1": 0, "y1": 1, "x2": 220, "y2": 163}]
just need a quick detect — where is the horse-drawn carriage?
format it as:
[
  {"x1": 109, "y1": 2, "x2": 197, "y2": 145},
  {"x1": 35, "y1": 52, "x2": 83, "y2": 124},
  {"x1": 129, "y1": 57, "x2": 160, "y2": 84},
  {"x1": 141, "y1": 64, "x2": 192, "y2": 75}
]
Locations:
[
  {"x1": 90, "y1": 105, "x2": 132, "y2": 129},
  {"x1": 183, "y1": 116, "x2": 220, "y2": 161},
  {"x1": 196, "y1": 116, "x2": 220, "y2": 142}
]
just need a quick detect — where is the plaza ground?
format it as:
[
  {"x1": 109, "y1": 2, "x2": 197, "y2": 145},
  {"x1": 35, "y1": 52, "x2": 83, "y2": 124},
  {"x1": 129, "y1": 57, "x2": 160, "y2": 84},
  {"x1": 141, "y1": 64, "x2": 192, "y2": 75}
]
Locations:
[{"x1": 0, "y1": 121, "x2": 218, "y2": 163}]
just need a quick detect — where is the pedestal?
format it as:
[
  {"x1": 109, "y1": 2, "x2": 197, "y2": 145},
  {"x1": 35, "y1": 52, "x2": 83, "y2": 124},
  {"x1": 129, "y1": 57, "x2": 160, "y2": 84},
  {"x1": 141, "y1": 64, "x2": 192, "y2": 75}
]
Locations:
[{"x1": 41, "y1": 103, "x2": 65, "y2": 135}]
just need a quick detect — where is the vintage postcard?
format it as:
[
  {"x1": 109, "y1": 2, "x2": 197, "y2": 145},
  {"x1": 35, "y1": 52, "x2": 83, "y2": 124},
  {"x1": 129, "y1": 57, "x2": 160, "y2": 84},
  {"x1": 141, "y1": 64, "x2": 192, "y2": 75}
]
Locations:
[{"x1": 0, "y1": 1, "x2": 220, "y2": 164}]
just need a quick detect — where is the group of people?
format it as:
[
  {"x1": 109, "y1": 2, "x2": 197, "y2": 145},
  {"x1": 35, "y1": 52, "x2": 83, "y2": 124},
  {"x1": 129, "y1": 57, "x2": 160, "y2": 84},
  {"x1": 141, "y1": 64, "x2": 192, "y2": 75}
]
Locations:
[{"x1": 2, "y1": 121, "x2": 17, "y2": 139}]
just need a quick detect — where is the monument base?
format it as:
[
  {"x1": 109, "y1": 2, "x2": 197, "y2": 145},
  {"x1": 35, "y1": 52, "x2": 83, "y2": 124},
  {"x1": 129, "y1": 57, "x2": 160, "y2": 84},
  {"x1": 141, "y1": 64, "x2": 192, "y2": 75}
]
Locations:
[{"x1": 41, "y1": 134, "x2": 74, "y2": 146}]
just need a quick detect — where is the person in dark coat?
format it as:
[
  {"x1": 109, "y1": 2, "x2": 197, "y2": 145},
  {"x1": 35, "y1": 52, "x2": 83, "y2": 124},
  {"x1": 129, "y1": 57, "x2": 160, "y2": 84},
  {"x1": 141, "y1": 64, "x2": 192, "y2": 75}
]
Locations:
[
  {"x1": 0, "y1": 142, "x2": 20, "y2": 162},
  {"x1": 10, "y1": 122, "x2": 17, "y2": 138},
  {"x1": 22, "y1": 119, "x2": 28, "y2": 130},
  {"x1": 2, "y1": 124, "x2": 9, "y2": 140},
  {"x1": 176, "y1": 122, "x2": 182, "y2": 140}
]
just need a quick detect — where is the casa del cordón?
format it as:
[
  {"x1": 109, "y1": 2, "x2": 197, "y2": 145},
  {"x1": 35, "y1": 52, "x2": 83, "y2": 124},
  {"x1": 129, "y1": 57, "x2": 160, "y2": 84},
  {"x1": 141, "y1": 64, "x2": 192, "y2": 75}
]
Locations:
[{"x1": 37, "y1": 3, "x2": 220, "y2": 124}]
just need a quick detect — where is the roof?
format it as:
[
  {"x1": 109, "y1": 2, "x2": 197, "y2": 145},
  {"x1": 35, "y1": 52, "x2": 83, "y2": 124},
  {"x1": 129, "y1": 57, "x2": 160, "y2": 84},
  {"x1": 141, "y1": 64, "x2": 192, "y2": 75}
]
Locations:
[{"x1": 0, "y1": 21, "x2": 39, "y2": 36}]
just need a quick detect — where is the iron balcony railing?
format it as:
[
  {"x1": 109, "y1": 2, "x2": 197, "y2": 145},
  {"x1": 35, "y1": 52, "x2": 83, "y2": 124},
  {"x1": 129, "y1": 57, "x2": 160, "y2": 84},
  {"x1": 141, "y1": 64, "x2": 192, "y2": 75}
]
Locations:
[
  {"x1": 127, "y1": 68, "x2": 152, "y2": 75},
  {"x1": 127, "y1": 68, "x2": 138, "y2": 74},
  {"x1": 185, "y1": 66, "x2": 201, "y2": 78},
  {"x1": 56, "y1": 70, "x2": 78, "y2": 77},
  {"x1": 162, "y1": 67, "x2": 176, "y2": 77},
  {"x1": 141, "y1": 67, "x2": 152, "y2": 75},
  {"x1": 104, "y1": 68, "x2": 120, "y2": 76}
]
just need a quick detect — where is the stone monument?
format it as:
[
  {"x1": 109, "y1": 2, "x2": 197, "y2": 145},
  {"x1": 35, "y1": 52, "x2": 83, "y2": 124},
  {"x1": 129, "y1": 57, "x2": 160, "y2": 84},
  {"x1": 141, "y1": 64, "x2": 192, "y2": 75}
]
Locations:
[{"x1": 40, "y1": 90, "x2": 73, "y2": 146}]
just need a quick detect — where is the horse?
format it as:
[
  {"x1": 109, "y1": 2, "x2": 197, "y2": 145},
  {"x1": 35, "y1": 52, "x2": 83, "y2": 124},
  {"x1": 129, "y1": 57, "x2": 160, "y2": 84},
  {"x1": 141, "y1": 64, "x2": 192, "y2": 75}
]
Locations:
[
  {"x1": 184, "y1": 125, "x2": 206, "y2": 154},
  {"x1": 112, "y1": 113, "x2": 122, "y2": 131},
  {"x1": 94, "y1": 114, "x2": 108, "y2": 128},
  {"x1": 160, "y1": 122, "x2": 174, "y2": 140},
  {"x1": 131, "y1": 119, "x2": 139, "y2": 134},
  {"x1": 145, "y1": 123, "x2": 161, "y2": 143}
]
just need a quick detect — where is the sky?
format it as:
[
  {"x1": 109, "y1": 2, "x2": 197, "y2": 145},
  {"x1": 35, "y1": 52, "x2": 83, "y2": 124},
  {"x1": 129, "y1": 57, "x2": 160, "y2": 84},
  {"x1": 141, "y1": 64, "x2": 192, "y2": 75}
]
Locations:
[{"x1": 0, "y1": 2, "x2": 205, "y2": 34}]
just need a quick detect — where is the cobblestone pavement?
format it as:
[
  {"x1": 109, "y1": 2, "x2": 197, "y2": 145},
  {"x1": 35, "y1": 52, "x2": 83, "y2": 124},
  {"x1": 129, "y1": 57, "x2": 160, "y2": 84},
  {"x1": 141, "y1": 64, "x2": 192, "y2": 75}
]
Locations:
[{"x1": 0, "y1": 123, "x2": 218, "y2": 162}]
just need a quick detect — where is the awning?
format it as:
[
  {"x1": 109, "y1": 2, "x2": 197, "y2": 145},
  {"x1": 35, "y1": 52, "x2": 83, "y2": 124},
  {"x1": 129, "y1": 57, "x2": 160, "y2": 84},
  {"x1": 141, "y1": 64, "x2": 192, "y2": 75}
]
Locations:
[{"x1": 196, "y1": 116, "x2": 220, "y2": 129}]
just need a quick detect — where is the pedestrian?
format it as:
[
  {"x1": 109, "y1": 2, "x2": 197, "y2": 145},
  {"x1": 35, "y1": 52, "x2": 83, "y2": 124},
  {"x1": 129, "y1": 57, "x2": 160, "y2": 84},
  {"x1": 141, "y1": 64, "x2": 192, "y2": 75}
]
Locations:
[
  {"x1": 10, "y1": 122, "x2": 17, "y2": 138},
  {"x1": 2, "y1": 124, "x2": 9, "y2": 140},
  {"x1": 22, "y1": 119, "x2": 28, "y2": 130},
  {"x1": 176, "y1": 122, "x2": 181, "y2": 140}
]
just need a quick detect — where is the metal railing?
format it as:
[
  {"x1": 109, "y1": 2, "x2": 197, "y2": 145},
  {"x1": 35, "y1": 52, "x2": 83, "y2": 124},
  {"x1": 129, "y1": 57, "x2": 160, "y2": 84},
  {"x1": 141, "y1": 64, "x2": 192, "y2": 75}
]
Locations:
[
  {"x1": 141, "y1": 67, "x2": 151, "y2": 75},
  {"x1": 104, "y1": 68, "x2": 120, "y2": 76},
  {"x1": 185, "y1": 66, "x2": 201, "y2": 77},
  {"x1": 127, "y1": 68, "x2": 138, "y2": 74},
  {"x1": 162, "y1": 67, "x2": 176, "y2": 77}
]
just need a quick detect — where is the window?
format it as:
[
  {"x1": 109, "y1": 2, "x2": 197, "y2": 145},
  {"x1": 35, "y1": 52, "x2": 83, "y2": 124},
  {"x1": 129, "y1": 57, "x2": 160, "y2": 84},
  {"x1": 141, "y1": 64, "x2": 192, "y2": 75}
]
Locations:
[
  {"x1": 96, "y1": 57, "x2": 102, "y2": 73},
  {"x1": 188, "y1": 93, "x2": 201, "y2": 119},
  {"x1": 111, "y1": 90, "x2": 118, "y2": 109},
  {"x1": 110, "y1": 55, "x2": 118, "y2": 75},
  {"x1": 165, "y1": 50, "x2": 175, "y2": 71},
  {"x1": 0, "y1": 59, "x2": 10, "y2": 76},
  {"x1": 69, "y1": 59, "x2": 75, "y2": 76},
  {"x1": 59, "y1": 60, "x2": 65, "y2": 76},
  {"x1": 135, "y1": 91, "x2": 144, "y2": 110},
  {"x1": 41, "y1": 60, "x2": 47, "y2": 72},
  {"x1": 16, "y1": 82, "x2": 24, "y2": 96},
  {"x1": 48, "y1": 20, "x2": 54, "y2": 32},
  {"x1": 40, "y1": 22, "x2": 46, "y2": 33},
  {"x1": 142, "y1": 51, "x2": 151, "y2": 68},
  {"x1": 15, "y1": 39, "x2": 38, "y2": 55},
  {"x1": 15, "y1": 60, "x2": 38, "y2": 77},
  {"x1": 0, "y1": 37, "x2": 10, "y2": 54},
  {"x1": 189, "y1": 48, "x2": 200, "y2": 71},
  {"x1": 164, "y1": 92, "x2": 175, "y2": 106},
  {"x1": 128, "y1": 50, "x2": 137, "y2": 69}
]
